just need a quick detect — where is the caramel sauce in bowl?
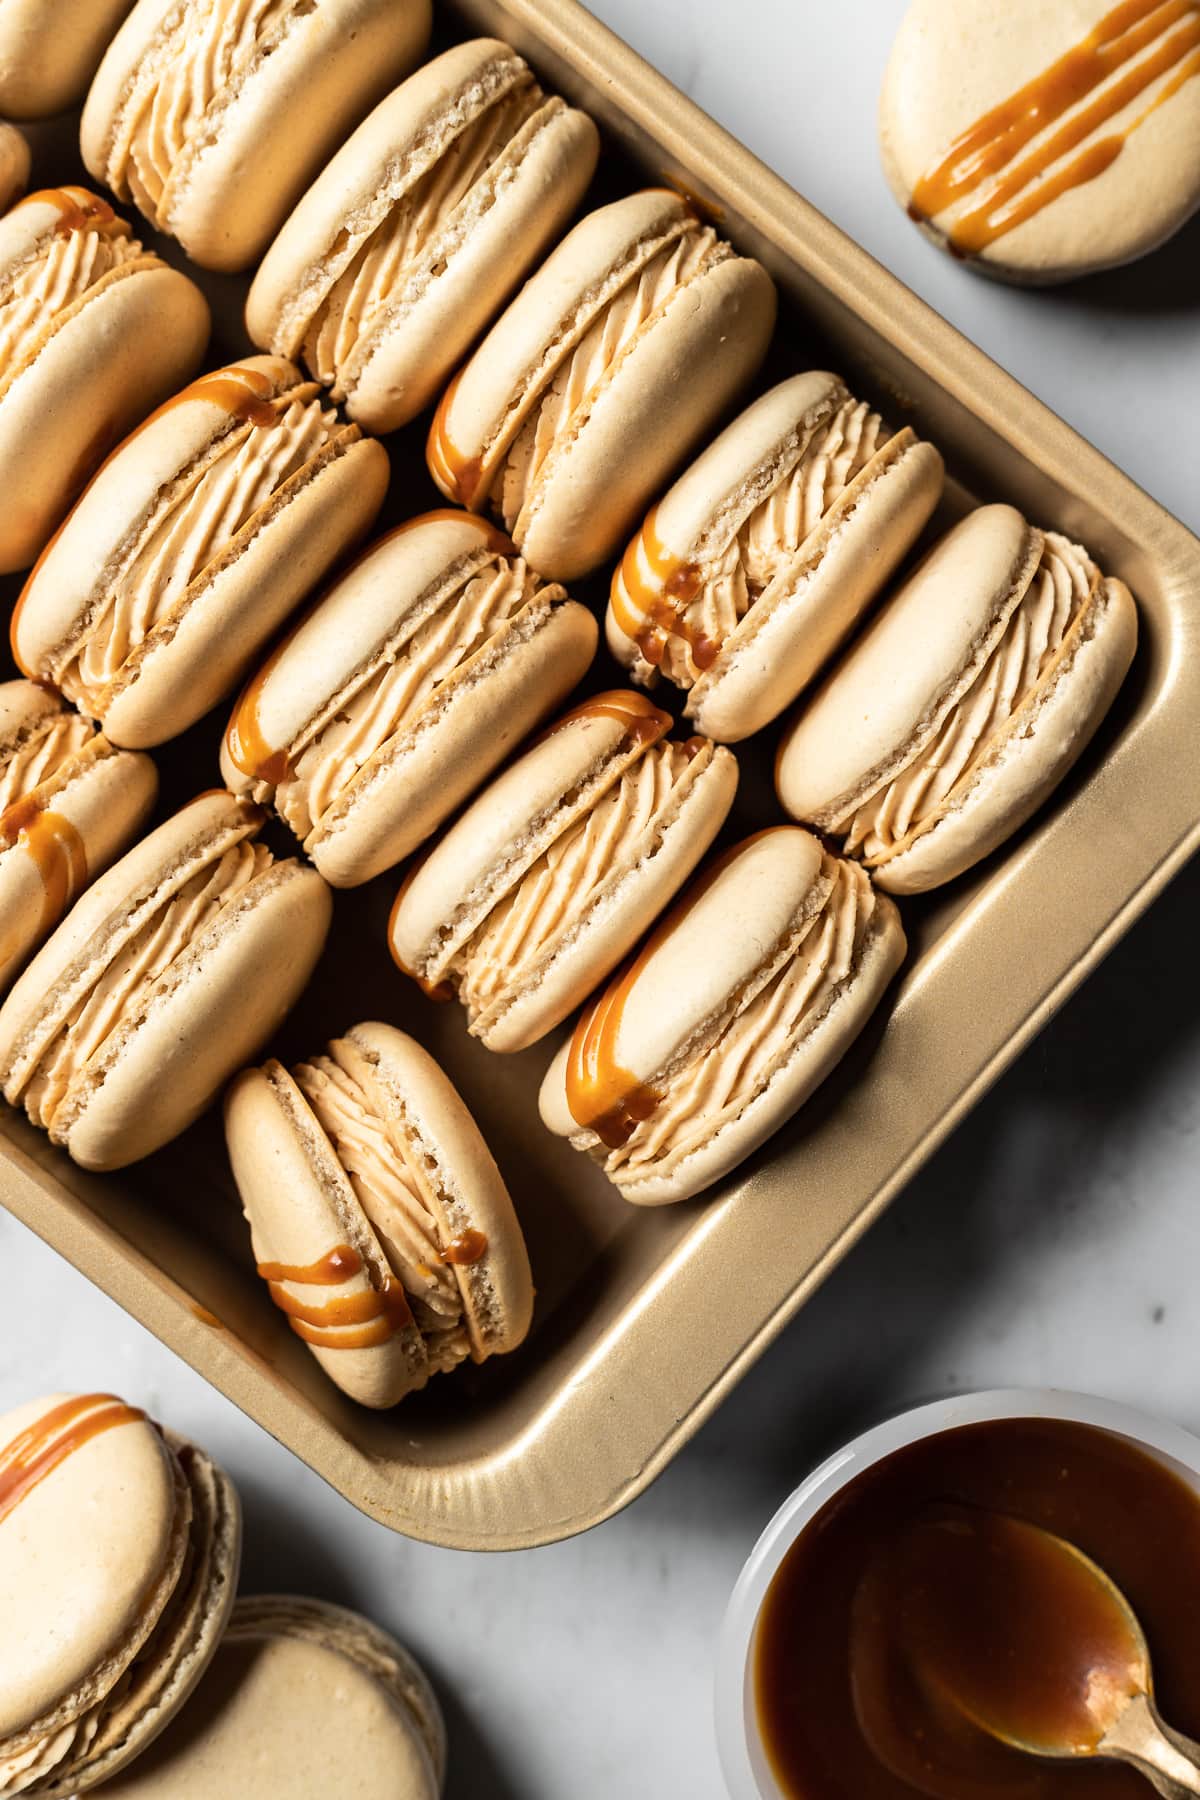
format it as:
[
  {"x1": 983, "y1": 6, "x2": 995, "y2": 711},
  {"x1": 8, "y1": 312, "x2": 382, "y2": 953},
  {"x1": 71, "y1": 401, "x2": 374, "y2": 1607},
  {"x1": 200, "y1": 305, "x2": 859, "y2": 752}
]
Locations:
[{"x1": 715, "y1": 1393, "x2": 1200, "y2": 1800}]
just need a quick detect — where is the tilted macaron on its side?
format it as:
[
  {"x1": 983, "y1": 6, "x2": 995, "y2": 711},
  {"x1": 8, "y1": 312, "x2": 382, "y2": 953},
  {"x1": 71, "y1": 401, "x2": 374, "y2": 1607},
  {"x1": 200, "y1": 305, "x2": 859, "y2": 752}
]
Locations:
[
  {"x1": 879, "y1": 0, "x2": 1200, "y2": 284},
  {"x1": 247, "y1": 38, "x2": 600, "y2": 433},
  {"x1": 427, "y1": 188, "x2": 777, "y2": 581},
  {"x1": 12, "y1": 355, "x2": 389, "y2": 748},
  {"x1": 606, "y1": 372, "x2": 945, "y2": 741},
  {"x1": 220, "y1": 509, "x2": 597, "y2": 886},
  {"x1": 390, "y1": 690, "x2": 739, "y2": 1052},
  {"x1": 0, "y1": 0, "x2": 133, "y2": 118},
  {"x1": 0, "y1": 791, "x2": 332, "y2": 1170},
  {"x1": 0, "y1": 1392, "x2": 240, "y2": 1797},
  {"x1": 225, "y1": 1023, "x2": 533, "y2": 1410},
  {"x1": 0, "y1": 681, "x2": 156, "y2": 993},
  {"x1": 0, "y1": 125, "x2": 30, "y2": 211},
  {"x1": 540, "y1": 827, "x2": 907, "y2": 1206},
  {"x1": 0, "y1": 186, "x2": 209, "y2": 573},
  {"x1": 81, "y1": 0, "x2": 432, "y2": 272},
  {"x1": 98, "y1": 1596, "x2": 445, "y2": 1800},
  {"x1": 775, "y1": 504, "x2": 1139, "y2": 893}
]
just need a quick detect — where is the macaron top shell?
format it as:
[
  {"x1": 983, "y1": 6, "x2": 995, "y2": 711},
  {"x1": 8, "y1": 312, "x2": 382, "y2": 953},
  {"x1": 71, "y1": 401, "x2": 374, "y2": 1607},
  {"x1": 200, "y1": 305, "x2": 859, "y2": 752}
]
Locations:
[
  {"x1": 97, "y1": 1596, "x2": 445, "y2": 1799},
  {"x1": 0, "y1": 0, "x2": 134, "y2": 117},
  {"x1": 880, "y1": 0, "x2": 1200, "y2": 280},
  {"x1": 82, "y1": 0, "x2": 433, "y2": 271},
  {"x1": 0, "y1": 123, "x2": 30, "y2": 210}
]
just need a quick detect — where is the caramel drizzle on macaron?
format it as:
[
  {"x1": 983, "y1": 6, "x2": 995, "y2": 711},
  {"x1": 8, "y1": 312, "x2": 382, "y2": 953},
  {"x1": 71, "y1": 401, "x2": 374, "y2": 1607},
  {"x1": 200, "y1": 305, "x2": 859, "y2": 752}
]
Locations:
[
  {"x1": 0, "y1": 789, "x2": 88, "y2": 936},
  {"x1": 34, "y1": 187, "x2": 119, "y2": 237},
  {"x1": 908, "y1": 0, "x2": 1200, "y2": 255},
  {"x1": 440, "y1": 1228, "x2": 489, "y2": 1266},
  {"x1": 176, "y1": 364, "x2": 279, "y2": 430},
  {"x1": 256, "y1": 1244, "x2": 415, "y2": 1351},
  {"x1": 611, "y1": 505, "x2": 720, "y2": 672},
  {"x1": 427, "y1": 370, "x2": 485, "y2": 508},
  {"x1": 0, "y1": 1394, "x2": 146, "y2": 1525},
  {"x1": 546, "y1": 688, "x2": 675, "y2": 751}
]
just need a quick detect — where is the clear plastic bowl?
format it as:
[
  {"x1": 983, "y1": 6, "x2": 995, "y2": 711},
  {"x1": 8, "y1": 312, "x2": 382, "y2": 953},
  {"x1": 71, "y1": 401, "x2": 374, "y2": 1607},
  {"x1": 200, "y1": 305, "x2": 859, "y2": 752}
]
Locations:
[{"x1": 714, "y1": 1388, "x2": 1200, "y2": 1800}]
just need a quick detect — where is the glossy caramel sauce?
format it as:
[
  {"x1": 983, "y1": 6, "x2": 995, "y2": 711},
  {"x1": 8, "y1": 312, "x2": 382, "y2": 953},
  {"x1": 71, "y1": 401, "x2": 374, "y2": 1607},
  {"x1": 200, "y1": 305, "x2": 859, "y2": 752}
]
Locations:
[
  {"x1": 0, "y1": 1394, "x2": 145, "y2": 1525},
  {"x1": 427, "y1": 370, "x2": 485, "y2": 508},
  {"x1": 441, "y1": 1228, "x2": 489, "y2": 1266},
  {"x1": 180, "y1": 364, "x2": 279, "y2": 430},
  {"x1": 256, "y1": 1245, "x2": 414, "y2": 1352},
  {"x1": 550, "y1": 687, "x2": 675, "y2": 750},
  {"x1": 611, "y1": 505, "x2": 720, "y2": 671},
  {"x1": 755, "y1": 1417, "x2": 1200, "y2": 1799},
  {"x1": 0, "y1": 790, "x2": 88, "y2": 934},
  {"x1": 34, "y1": 187, "x2": 118, "y2": 236},
  {"x1": 909, "y1": 0, "x2": 1200, "y2": 255}
]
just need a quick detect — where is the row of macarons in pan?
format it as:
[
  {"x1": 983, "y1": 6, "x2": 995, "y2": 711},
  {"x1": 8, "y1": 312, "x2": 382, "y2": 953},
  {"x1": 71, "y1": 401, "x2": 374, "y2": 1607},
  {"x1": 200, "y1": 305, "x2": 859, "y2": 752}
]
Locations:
[{"x1": 0, "y1": 1389, "x2": 446, "y2": 1797}]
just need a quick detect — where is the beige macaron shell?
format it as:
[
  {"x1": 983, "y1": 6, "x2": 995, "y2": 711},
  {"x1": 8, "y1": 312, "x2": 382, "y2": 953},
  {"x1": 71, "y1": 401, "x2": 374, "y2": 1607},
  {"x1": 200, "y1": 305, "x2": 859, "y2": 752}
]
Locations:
[
  {"x1": 0, "y1": 246, "x2": 210, "y2": 574},
  {"x1": 224, "y1": 1062, "x2": 430, "y2": 1410},
  {"x1": 0, "y1": 1395, "x2": 183, "y2": 1743},
  {"x1": 97, "y1": 1597, "x2": 443, "y2": 1800},
  {"x1": 775, "y1": 504, "x2": 1038, "y2": 823},
  {"x1": 82, "y1": 0, "x2": 433, "y2": 272},
  {"x1": 346, "y1": 1021, "x2": 533, "y2": 1358},
  {"x1": 247, "y1": 39, "x2": 600, "y2": 429},
  {"x1": 0, "y1": 0, "x2": 132, "y2": 117},
  {"x1": 868, "y1": 572, "x2": 1138, "y2": 892},
  {"x1": 0, "y1": 123, "x2": 30, "y2": 207},
  {"x1": 0, "y1": 733, "x2": 158, "y2": 990},
  {"x1": 879, "y1": 0, "x2": 1200, "y2": 281}
]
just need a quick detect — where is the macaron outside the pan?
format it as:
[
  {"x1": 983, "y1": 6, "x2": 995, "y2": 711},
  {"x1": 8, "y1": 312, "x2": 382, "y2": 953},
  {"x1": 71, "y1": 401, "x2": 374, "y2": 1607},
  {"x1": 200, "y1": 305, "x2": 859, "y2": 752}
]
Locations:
[
  {"x1": 0, "y1": 680, "x2": 156, "y2": 993},
  {"x1": 98, "y1": 1596, "x2": 444, "y2": 1799},
  {"x1": 12, "y1": 355, "x2": 388, "y2": 748},
  {"x1": 775, "y1": 504, "x2": 1138, "y2": 892},
  {"x1": 0, "y1": 790, "x2": 332, "y2": 1170},
  {"x1": 247, "y1": 38, "x2": 600, "y2": 432},
  {"x1": 0, "y1": 0, "x2": 133, "y2": 119},
  {"x1": 607, "y1": 372, "x2": 945, "y2": 741},
  {"x1": 0, "y1": 1392, "x2": 240, "y2": 1797},
  {"x1": 81, "y1": 0, "x2": 433, "y2": 272},
  {"x1": 880, "y1": 0, "x2": 1200, "y2": 283},
  {"x1": 220, "y1": 509, "x2": 597, "y2": 886},
  {"x1": 0, "y1": 186, "x2": 209, "y2": 574},
  {"x1": 0, "y1": 124, "x2": 30, "y2": 210},
  {"x1": 540, "y1": 827, "x2": 906, "y2": 1206},
  {"x1": 225, "y1": 1022, "x2": 533, "y2": 1410},
  {"x1": 427, "y1": 188, "x2": 777, "y2": 581},
  {"x1": 390, "y1": 690, "x2": 739, "y2": 1052}
]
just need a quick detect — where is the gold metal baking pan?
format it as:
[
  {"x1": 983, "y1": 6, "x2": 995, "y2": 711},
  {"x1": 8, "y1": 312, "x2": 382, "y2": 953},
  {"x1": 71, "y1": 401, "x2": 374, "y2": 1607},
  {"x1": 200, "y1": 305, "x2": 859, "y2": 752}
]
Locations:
[{"x1": 2, "y1": 0, "x2": 1198, "y2": 1549}]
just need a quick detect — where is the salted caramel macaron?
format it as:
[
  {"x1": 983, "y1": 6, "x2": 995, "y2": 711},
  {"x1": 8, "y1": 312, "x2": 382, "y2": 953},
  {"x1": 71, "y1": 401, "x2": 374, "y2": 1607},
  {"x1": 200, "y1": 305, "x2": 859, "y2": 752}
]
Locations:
[
  {"x1": 221, "y1": 510, "x2": 597, "y2": 886},
  {"x1": 0, "y1": 1, "x2": 132, "y2": 118},
  {"x1": 225, "y1": 1023, "x2": 533, "y2": 1410},
  {"x1": 390, "y1": 691, "x2": 738, "y2": 1052},
  {"x1": 775, "y1": 505, "x2": 1138, "y2": 893},
  {"x1": 81, "y1": 0, "x2": 432, "y2": 272},
  {"x1": 99, "y1": 1596, "x2": 444, "y2": 1800},
  {"x1": 880, "y1": 0, "x2": 1200, "y2": 283},
  {"x1": 0, "y1": 1392, "x2": 240, "y2": 1797},
  {"x1": 0, "y1": 681, "x2": 156, "y2": 993},
  {"x1": 607, "y1": 373, "x2": 945, "y2": 741},
  {"x1": 13, "y1": 356, "x2": 388, "y2": 748},
  {"x1": 0, "y1": 791, "x2": 331, "y2": 1170},
  {"x1": 427, "y1": 188, "x2": 777, "y2": 581},
  {"x1": 540, "y1": 828, "x2": 906, "y2": 1206},
  {"x1": 0, "y1": 186, "x2": 209, "y2": 573},
  {"x1": 247, "y1": 39, "x2": 600, "y2": 433},
  {"x1": 0, "y1": 124, "x2": 29, "y2": 210}
]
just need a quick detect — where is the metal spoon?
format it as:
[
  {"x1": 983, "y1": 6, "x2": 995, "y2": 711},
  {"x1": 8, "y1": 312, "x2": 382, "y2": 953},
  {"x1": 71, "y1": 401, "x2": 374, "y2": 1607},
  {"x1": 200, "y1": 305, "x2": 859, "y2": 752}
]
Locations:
[{"x1": 851, "y1": 1503, "x2": 1200, "y2": 1797}]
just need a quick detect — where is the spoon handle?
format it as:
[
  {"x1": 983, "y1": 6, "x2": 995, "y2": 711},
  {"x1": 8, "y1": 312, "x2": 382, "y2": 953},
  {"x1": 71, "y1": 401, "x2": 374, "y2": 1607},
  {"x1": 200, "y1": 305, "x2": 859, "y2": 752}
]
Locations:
[{"x1": 1101, "y1": 1693, "x2": 1200, "y2": 1797}]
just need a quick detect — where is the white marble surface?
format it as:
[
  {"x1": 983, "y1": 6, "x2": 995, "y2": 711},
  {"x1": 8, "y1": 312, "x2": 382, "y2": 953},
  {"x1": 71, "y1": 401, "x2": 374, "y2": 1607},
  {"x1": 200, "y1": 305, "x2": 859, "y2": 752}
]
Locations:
[{"x1": 4, "y1": 4, "x2": 1200, "y2": 1797}]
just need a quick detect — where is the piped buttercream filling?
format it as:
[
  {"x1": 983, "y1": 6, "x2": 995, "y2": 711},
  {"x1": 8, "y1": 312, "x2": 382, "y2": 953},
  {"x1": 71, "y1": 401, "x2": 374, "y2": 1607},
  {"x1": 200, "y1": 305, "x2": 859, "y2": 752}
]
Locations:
[
  {"x1": 57, "y1": 391, "x2": 338, "y2": 715},
  {"x1": 0, "y1": 713, "x2": 93, "y2": 816},
  {"x1": 499, "y1": 224, "x2": 732, "y2": 532},
  {"x1": 588, "y1": 855, "x2": 874, "y2": 1185},
  {"x1": 453, "y1": 742, "x2": 697, "y2": 1023},
  {"x1": 294, "y1": 1047, "x2": 469, "y2": 1374},
  {"x1": 19, "y1": 840, "x2": 268, "y2": 1131},
  {"x1": 302, "y1": 80, "x2": 545, "y2": 396},
  {"x1": 839, "y1": 533, "x2": 1098, "y2": 865},
  {"x1": 106, "y1": 0, "x2": 294, "y2": 224},
  {"x1": 274, "y1": 554, "x2": 545, "y2": 840},
  {"x1": 0, "y1": 224, "x2": 141, "y2": 380}
]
